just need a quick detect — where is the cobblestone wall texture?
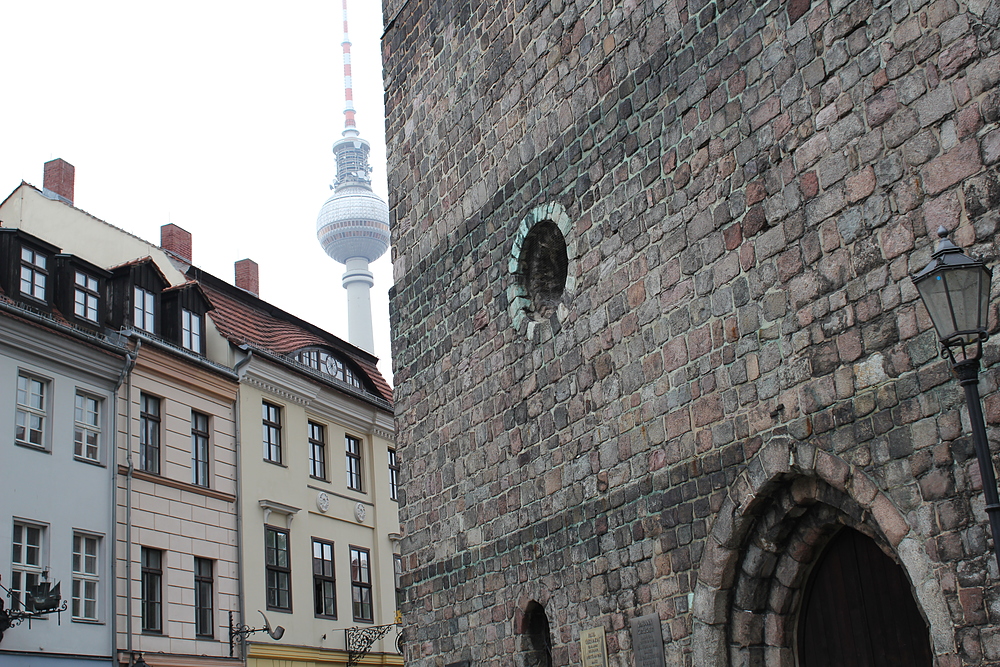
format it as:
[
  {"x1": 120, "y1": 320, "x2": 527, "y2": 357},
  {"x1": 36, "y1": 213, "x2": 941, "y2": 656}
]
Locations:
[{"x1": 383, "y1": 0, "x2": 1000, "y2": 663}]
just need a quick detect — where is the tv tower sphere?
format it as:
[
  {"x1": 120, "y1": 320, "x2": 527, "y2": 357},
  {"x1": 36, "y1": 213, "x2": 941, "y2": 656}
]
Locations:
[{"x1": 316, "y1": 137, "x2": 391, "y2": 265}]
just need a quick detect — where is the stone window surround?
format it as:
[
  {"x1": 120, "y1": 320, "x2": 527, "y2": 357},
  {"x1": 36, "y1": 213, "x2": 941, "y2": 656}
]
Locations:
[{"x1": 507, "y1": 201, "x2": 578, "y2": 342}]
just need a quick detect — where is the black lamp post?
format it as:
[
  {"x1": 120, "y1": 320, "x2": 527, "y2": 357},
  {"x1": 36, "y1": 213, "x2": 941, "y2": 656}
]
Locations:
[{"x1": 912, "y1": 227, "x2": 999, "y2": 571}]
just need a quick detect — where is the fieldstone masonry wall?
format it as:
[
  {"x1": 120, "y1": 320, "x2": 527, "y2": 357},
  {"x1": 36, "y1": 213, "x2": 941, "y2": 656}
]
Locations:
[{"x1": 383, "y1": 0, "x2": 1000, "y2": 663}]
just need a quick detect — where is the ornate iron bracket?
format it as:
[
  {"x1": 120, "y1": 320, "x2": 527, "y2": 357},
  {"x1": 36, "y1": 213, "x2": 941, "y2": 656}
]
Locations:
[
  {"x1": 0, "y1": 579, "x2": 68, "y2": 644},
  {"x1": 228, "y1": 610, "x2": 285, "y2": 657},
  {"x1": 346, "y1": 623, "x2": 401, "y2": 667}
]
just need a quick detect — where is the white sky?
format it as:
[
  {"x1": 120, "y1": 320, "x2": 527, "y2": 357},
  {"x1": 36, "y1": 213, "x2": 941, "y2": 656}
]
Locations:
[{"x1": 0, "y1": 1, "x2": 395, "y2": 381}]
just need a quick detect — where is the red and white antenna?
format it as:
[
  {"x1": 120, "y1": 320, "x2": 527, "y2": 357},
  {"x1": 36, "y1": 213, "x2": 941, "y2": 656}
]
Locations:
[{"x1": 341, "y1": 0, "x2": 357, "y2": 134}]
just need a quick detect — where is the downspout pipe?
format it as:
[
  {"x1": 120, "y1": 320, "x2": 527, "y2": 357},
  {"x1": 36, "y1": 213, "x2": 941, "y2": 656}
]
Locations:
[
  {"x1": 111, "y1": 339, "x2": 138, "y2": 666},
  {"x1": 123, "y1": 337, "x2": 142, "y2": 665},
  {"x1": 232, "y1": 347, "x2": 254, "y2": 664}
]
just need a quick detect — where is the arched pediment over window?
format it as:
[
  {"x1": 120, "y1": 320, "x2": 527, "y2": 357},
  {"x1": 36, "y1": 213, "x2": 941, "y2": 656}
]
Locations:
[{"x1": 292, "y1": 346, "x2": 363, "y2": 389}]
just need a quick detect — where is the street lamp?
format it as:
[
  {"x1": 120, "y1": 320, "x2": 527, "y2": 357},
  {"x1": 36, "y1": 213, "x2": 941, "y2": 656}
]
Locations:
[{"x1": 912, "y1": 226, "x2": 999, "y2": 571}]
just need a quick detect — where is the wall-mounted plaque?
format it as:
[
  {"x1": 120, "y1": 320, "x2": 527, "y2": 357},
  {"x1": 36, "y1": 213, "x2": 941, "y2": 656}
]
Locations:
[
  {"x1": 580, "y1": 626, "x2": 608, "y2": 667},
  {"x1": 630, "y1": 614, "x2": 665, "y2": 667}
]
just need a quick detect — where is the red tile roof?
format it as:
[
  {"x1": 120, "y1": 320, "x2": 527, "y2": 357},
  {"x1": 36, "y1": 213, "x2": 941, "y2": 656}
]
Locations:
[{"x1": 200, "y1": 283, "x2": 393, "y2": 406}]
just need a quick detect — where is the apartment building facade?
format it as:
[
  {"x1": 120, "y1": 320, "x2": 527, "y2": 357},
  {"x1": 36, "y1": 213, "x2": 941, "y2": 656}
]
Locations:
[{"x1": 0, "y1": 161, "x2": 400, "y2": 667}]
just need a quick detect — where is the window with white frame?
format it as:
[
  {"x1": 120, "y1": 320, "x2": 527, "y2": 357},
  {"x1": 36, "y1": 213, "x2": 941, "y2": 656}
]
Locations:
[
  {"x1": 313, "y1": 539, "x2": 336, "y2": 618},
  {"x1": 141, "y1": 547, "x2": 163, "y2": 633},
  {"x1": 74, "y1": 393, "x2": 101, "y2": 462},
  {"x1": 11, "y1": 521, "x2": 44, "y2": 612},
  {"x1": 265, "y1": 527, "x2": 291, "y2": 611},
  {"x1": 15, "y1": 372, "x2": 47, "y2": 448},
  {"x1": 194, "y1": 557, "x2": 214, "y2": 637},
  {"x1": 134, "y1": 286, "x2": 155, "y2": 333},
  {"x1": 350, "y1": 546, "x2": 372, "y2": 622},
  {"x1": 140, "y1": 394, "x2": 161, "y2": 474},
  {"x1": 20, "y1": 246, "x2": 47, "y2": 301},
  {"x1": 72, "y1": 533, "x2": 99, "y2": 621},
  {"x1": 388, "y1": 449, "x2": 399, "y2": 501},
  {"x1": 309, "y1": 421, "x2": 326, "y2": 480},
  {"x1": 262, "y1": 402, "x2": 282, "y2": 464},
  {"x1": 182, "y1": 309, "x2": 202, "y2": 352},
  {"x1": 191, "y1": 411, "x2": 210, "y2": 487},
  {"x1": 74, "y1": 272, "x2": 99, "y2": 322},
  {"x1": 346, "y1": 435, "x2": 363, "y2": 492}
]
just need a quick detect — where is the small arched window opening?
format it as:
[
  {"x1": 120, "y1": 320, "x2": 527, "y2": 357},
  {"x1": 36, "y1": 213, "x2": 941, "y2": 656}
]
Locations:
[
  {"x1": 518, "y1": 221, "x2": 568, "y2": 319},
  {"x1": 520, "y1": 600, "x2": 552, "y2": 667}
]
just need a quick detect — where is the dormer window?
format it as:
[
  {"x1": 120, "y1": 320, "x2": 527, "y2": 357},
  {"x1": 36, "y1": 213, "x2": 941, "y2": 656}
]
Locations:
[
  {"x1": 294, "y1": 348, "x2": 362, "y2": 389},
  {"x1": 20, "y1": 247, "x2": 47, "y2": 301},
  {"x1": 74, "y1": 272, "x2": 100, "y2": 322},
  {"x1": 182, "y1": 309, "x2": 202, "y2": 352},
  {"x1": 134, "y1": 286, "x2": 156, "y2": 333}
]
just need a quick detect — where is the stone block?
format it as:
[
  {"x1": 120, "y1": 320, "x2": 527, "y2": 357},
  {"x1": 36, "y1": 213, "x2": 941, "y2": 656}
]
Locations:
[
  {"x1": 866, "y1": 86, "x2": 899, "y2": 126},
  {"x1": 846, "y1": 166, "x2": 877, "y2": 202},
  {"x1": 915, "y1": 84, "x2": 956, "y2": 127},
  {"x1": 921, "y1": 139, "x2": 982, "y2": 194}
]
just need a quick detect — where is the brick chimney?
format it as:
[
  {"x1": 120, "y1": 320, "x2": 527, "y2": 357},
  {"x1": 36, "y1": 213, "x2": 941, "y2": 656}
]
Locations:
[
  {"x1": 160, "y1": 224, "x2": 193, "y2": 262},
  {"x1": 235, "y1": 259, "x2": 259, "y2": 296},
  {"x1": 43, "y1": 158, "x2": 75, "y2": 205}
]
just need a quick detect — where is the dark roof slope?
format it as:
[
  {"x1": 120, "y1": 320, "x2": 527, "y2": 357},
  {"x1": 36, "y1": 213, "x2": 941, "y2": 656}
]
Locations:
[{"x1": 191, "y1": 269, "x2": 392, "y2": 406}]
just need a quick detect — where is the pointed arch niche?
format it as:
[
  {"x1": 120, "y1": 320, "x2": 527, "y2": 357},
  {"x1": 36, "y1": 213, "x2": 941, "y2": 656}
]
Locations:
[{"x1": 690, "y1": 439, "x2": 957, "y2": 666}]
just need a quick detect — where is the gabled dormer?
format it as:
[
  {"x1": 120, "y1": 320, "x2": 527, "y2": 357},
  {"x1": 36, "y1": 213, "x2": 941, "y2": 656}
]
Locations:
[
  {"x1": 0, "y1": 228, "x2": 60, "y2": 310},
  {"x1": 107, "y1": 258, "x2": 170, "y2": 336},
  {"x1": 161, "y1": 282, "x2": 212, "y2": 355},
  {"x1": 53, "y1": 255, "x2": 112, "y2": 332}
]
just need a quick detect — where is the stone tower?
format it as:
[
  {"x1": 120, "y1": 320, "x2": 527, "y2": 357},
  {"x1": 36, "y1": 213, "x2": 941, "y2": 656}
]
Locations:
[
  {"x1": 317, "y1": 0, "x2": 390, "y2": 354},
  {"x1": 384, "y1": 0, "x2": 1000, "y2": 665}
]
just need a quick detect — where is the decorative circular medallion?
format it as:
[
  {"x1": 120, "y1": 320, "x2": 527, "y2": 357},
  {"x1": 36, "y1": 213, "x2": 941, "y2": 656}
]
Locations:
[
  {"x1": 316, "y1": 492, "x2": 330, "y2": 513},
  {"x1": 355, "y1": 502, "x2": 367, "y2": 522}
]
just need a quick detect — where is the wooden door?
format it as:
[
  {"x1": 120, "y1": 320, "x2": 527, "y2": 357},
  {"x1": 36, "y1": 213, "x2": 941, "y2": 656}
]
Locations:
[{"x1": 798, "y1": 528, "x2": 933, "y2": 667}]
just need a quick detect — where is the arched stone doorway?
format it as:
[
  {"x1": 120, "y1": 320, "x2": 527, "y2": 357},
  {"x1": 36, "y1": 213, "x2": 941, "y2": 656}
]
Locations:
[
  {"x1": 517, "y1": 600, "x2": 553, "y2": 667},
  {"x1": 799, "y1": 527, "x2": 933, "y2": 666},
  {"x1": 691, "y1": 439, "x2": 957, "y2": 665}
]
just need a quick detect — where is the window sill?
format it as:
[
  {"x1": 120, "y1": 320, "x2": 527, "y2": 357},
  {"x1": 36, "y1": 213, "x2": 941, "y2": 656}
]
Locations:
[
  {"x1": 263, "y1": 459, "x2": 287, "y2": 468},
  {"x1": 71, "y1": 618, "x2": 104, "y2": 625},
  {"x1": 119, "y1": 466, "x2": 236, "y2": 503},
  {"x1": 74, "y1": 456, "x2": 106, "y2": 468},
  {"x1": 15, "y1": 441, "x2": 50, "y2": 454}
]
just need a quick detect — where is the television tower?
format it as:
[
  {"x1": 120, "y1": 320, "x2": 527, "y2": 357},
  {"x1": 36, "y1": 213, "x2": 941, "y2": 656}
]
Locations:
[{"x1": 316, "y1": 0, "x2": 390, "y2": 354}]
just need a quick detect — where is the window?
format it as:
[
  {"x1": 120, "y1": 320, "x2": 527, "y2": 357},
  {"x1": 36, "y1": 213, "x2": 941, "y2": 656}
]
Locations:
[
  {"x1": 11, "y1": 522, "x2": 44, "y2": 611},
  {"x1": 313, "y1": 539, "x2": 336, "y2": 618},
  {"x1": 350, "y1": 546, "x2": 372, "y2": 622},
  {"x1": 346, "y1": 436, "x2": 363, "y2": 491},
  {"x1": 388, "y1": 449, "x2": 399, "y2": 501},
  {"x1": 139, "y1": 394, "x2": 161, "y2": 474},
  {"x1": 262, "y1": 402, "x2": 282, "y2": 463},
  {"x1": 15, "y1": 373, "x2": 46, "y2": 448},
  {"x1": 72, "y1": 534, "x2": 99, "y2": 621},
  {"x1": 74, "y1": 272, "x2": 99, "y2": 322},
  {"x1": 134, "y1": 286, "x2": 155, "y2": 333},
  {"x1": 141, "y1": 548, "x2": 162, "y2": 633},
  {"x1": 309, "y1": 422, "x2": 326, "y2": 480},
  {"x1": 294, "y1": 348, "x2": 363, "y2": 388},
  {"x1": 265, "y1": 527, "x2": 291, "y2": 611},
  {"x1": 20, "y1": 246, "x2": 47, "y2": 300},
  {"x1": 182, "y1": 309, "x2": 202, "y2": 352},
  {"x1": 191, "y1": 411, "x2": 210, "y2": 487},
  {"x1": 74, "y1": 393, "x2": 101, "y2": 462},
  {"x1": 394, "y1": 553, "x2": 404, "y2": 614},
  {"x1": 194, "y1": 557, "x2": 214, "y2": 637}
]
